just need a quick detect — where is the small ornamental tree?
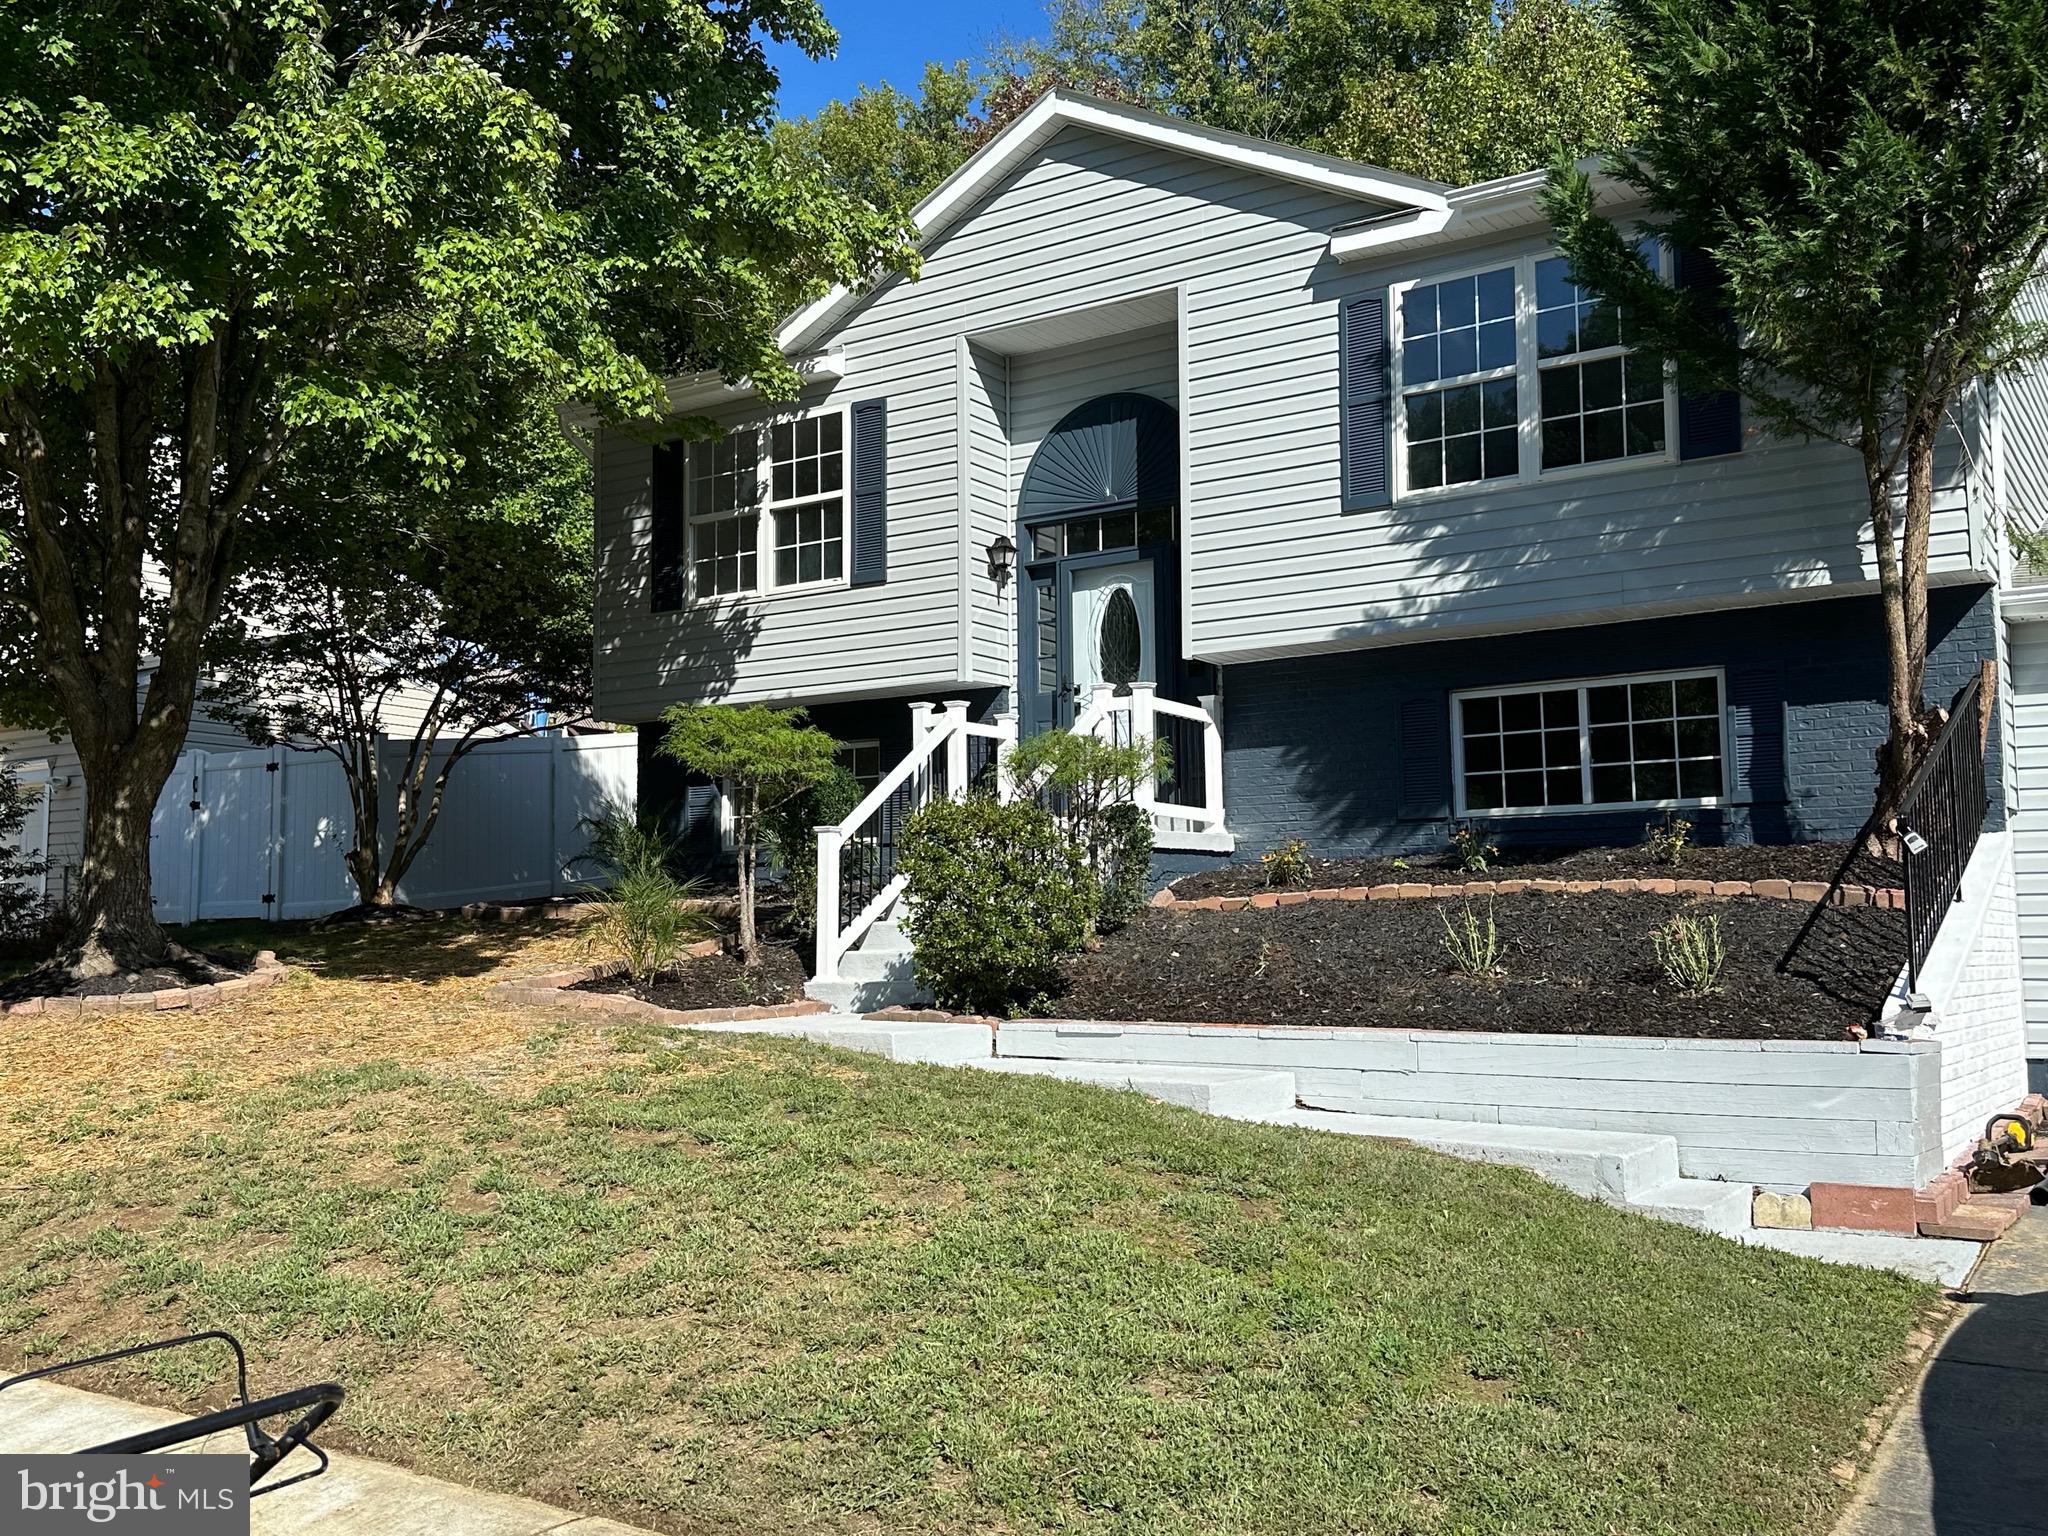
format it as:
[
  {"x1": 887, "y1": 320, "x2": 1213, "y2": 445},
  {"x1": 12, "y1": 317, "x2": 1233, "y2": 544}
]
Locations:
[
  {"x1": 659, "y1": 704, "x2": 839, "y2": 964},
  {"x1": 0, "y1": 759, "x2": 48, "y2": 942},
  {"x1": 1544, "y1": 0, "x2": 2048, "y2": 834}
]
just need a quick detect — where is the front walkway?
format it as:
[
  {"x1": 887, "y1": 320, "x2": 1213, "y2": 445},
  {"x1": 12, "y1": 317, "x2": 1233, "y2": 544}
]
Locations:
[
  {"x1": 1837, "y1": 1202, "x2": 2048, "y2": 1534},
  {"x1": 0, "y1": 1378, "x2": 657, "y2": 1536}
]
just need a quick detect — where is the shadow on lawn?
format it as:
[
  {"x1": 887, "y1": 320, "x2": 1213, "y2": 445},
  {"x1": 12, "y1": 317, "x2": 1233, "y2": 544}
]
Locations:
[{"x1": 170, "y1": 914, "x2": 578, "y2": 986}]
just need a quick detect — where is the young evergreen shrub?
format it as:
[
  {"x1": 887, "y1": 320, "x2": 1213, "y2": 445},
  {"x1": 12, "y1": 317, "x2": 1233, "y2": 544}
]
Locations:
[
  {"x1": 760, "y1": 763, "x2": 865, "y2": 939},
  {"x1": 1095, "y1": 801, "x2": 1154, "y2": 932},
  {"x1": 0, "y1": 763, "x2": 47, "y2": 943},
  {"x1": 898, "y1": 796, "x2": 1096, "y2": 1016}
]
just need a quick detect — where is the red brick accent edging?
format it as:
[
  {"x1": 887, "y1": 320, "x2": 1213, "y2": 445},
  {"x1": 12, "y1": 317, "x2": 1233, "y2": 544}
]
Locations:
[
  {"x1": 1152, "y1": 877, "x2": 1905, "y2": 913},
  {"x1": 490, "y1": 946, "x2": 831, "y2": 1025},
  {"x1": 1815, "y1": 1094, "x2": 2048, "y2": 1239},
  {"x1": 0, "y1": 950, "x2": 291, "y2": 1018}
]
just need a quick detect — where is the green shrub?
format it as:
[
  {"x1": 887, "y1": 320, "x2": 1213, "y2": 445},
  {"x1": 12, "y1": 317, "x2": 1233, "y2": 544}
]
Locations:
[
  {"x1": 1005, "y1": 726, "x2": 1169, "y2": 932},
  {"x1": 1095, "y1": 801, "x2": 1154, "y2": 932},
  {"x1": 588, "y1": 866, "x2": 711, "y2": 984},
  {"x1": 1653, "y1": 911, "x2": 1724, "y2": 995},
  {"x1": 759, "y1": 762, "x2": 865, "y2": 940},
  {"x1": 1440, "y1": 900, "x2": 1503, "y2": 978},
  {"x1": 898, "y1": 796, "x2": 1096, "y2": 1016},
  {"x1": 0, "y1": 762, "x2": 47, "y2": 943},
  {"x1": 1643, "y1": 814, "x2": 1694, "y2": 866},
  {"x1": 1260, "y1": 837, "x2": 1313, "y2": 888},
  {"x1": 576, "y1": 803, "x2": 680, "y2": 884},
  {"x1": 1449, "y1": 822, "x2": 1500, "y2": 872}
]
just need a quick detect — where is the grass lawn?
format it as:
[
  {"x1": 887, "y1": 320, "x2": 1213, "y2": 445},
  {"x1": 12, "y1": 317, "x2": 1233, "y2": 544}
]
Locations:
[{"x1": 0, "y1": 917, "x2": 1938, "y2": 1535}]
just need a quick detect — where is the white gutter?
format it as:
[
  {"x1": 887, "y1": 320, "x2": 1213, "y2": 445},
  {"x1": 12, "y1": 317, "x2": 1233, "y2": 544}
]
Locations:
[{"x1": 558, "y1": 350, "x2": 847, "y2": 441}]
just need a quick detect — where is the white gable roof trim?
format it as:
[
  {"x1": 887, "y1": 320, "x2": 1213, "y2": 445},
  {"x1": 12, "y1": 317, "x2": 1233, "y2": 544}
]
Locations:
[
  {"x1": 777, "y1": 90, "x2": 1452, "y2": 355},
  {"x1": 1328, "y1": 162, "x2": 1638, "y2": 263}
]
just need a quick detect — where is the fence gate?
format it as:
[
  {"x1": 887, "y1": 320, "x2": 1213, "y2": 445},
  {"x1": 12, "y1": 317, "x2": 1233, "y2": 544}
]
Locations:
[{"x1": 146, "y1": 734, "x2": 637, "y2": 926}]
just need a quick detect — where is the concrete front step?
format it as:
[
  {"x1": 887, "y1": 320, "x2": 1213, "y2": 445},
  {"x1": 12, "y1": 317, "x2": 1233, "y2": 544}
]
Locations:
[
  {"x1": 977, "y1": 1058, "x2": 1297, "y2": 1118},
  {"x1": 804, "y1": 918, "x2": 929, "y2": 1012},
  {"x1": 1257, "y1": 1108, "x2": 1755, "y2": 1237}
]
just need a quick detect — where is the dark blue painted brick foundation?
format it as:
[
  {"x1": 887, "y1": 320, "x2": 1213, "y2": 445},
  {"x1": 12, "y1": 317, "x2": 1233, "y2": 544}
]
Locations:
[{"x1": 1201, "y1": 583, "x2": 2000, "y2": 867}]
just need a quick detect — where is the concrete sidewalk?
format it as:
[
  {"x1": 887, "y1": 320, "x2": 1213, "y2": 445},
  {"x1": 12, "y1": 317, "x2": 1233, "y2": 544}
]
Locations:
[
  {"x1": 0, "y1": 1377, "x2": 657, "y2": 1535},
  {"x1": 1837, "y1": 1201, "x2": 2048, "y2": 1534}
]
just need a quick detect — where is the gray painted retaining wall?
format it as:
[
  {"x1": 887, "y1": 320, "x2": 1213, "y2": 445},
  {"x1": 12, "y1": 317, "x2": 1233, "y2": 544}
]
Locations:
[{"x1": 996, "y1": 1019, "x2": 1944, "y2": 1192}]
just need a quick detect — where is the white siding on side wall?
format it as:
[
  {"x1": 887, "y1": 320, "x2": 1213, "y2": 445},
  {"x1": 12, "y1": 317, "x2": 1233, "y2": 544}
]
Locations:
[
  {"x1": 963, "y1": 342, "x2": 1013, "y2": 685},
  {"x1": 2010, "y1": 619, "x2": 2048, "y2": 1057},
  {"x1": 2001, "y1": 270, "x2": 2048, "y2": 537}
]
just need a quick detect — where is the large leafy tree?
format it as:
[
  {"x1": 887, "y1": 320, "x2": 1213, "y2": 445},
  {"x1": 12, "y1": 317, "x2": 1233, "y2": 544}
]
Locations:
[
  {"x1": 0, "y1": 2, "x2": 906, "y2": 980},
  {"x1": 1545, "y1": 0, "x2": 2048, "y2": 833},
  {"x1": 785, "y1": 2, "x2": 1644, "y2": 217}
]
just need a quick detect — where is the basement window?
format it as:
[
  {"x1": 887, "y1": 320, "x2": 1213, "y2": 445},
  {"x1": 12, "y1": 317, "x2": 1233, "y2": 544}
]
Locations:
[{"x1": 1451, "y1": 668, "x2": 1726, "y2": 816}]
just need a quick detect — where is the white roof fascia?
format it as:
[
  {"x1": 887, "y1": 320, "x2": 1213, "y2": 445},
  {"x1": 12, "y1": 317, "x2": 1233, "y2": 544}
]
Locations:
[
  {"x1": 558, "y1": 349, "x2": 847, "y2": 439},
  {"x1": 1329, "y1": 163, "x2": 1637, "y2": 264},
  {"x1": 777, "y1": 89, "x2": 1450, "y2": 355}
]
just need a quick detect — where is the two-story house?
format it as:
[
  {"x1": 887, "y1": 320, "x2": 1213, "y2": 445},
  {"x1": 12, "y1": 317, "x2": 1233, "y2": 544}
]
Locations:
[{"x1": 589, "y1": 90, "x2": 2018, "y2": 875}]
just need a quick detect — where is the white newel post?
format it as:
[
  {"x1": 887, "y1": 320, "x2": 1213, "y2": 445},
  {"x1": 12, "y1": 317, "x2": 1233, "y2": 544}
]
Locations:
[
  {"x1": 1088, "y1": 683, "x2": 1116, "y2": 741},
  {"x1": 907, "y1": 700, "x2": 936, "y2": 805},
  {"x1": 1127, "y1": 682, "x2": 1158, "y2": 814},
  {"x1": 943, "y1": 699, "x2": 970, "y2": 799},
  {"x1": 994, "y1": 710, "x2": 1020, "y2": 801},
  {"x1": 1203, "y1": 698, "x2": 1225, "y2": 828},
  {"x1": 814, "y1": 824, "x2": 844, "y2": 983}
]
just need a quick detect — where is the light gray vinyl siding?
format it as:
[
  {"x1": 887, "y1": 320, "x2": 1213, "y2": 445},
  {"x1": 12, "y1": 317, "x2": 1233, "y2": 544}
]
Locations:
[
  {"x1": 1181, "y1": 230, "x2": 1987, "y2": 664},
  {"x1": 1006, "y1": 323, "x2": 1178, "y2": 476},
  {"x1": 592, "y1": 125, "x2": 1386, "y2": 717},
  {"x1": 592, "y1": 120, "x2": 1999, "y2": 707},
  {"x1": 963, "y1": 342, "x2": 1012, "y2": 685},
  {"x1": 2009, "y1": 620, "x2": 2048, "y2": 1056},
  {"x1": 2000, "y1": 271, "x2": 2048, "y2": 539}
]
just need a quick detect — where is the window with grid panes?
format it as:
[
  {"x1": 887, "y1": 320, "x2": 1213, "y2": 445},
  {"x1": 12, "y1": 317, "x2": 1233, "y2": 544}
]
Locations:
[
  {"x1": 770, "y1": 414, "x2": 845, "y2": 587},
  {"x1": 1454, "y1": 670, "x2": 1724, "y2": 816}
]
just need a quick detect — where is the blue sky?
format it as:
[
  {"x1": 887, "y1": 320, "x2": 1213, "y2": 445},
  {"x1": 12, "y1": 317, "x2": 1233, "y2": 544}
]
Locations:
[{"x1": 770, "y1": 0, "x2": 1053, "y2": 119}]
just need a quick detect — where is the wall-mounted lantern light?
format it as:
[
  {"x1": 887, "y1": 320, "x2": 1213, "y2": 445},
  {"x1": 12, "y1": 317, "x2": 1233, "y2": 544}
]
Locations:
[{"x1": 985, "y1": 533, "x2": 1018, "y2": 588}]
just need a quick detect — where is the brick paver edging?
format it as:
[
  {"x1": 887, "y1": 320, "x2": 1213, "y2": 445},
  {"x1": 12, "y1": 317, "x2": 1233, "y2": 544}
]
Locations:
[
  {"x1": 1152, "y1": 876, "x2": 1906, "y2": 912},
  {"x1": 1, "y1": 950, "x2": 290, "y2": 1018},
  {"x1": 490, "y1": 944, "x2": 832, "y2": 1025}
]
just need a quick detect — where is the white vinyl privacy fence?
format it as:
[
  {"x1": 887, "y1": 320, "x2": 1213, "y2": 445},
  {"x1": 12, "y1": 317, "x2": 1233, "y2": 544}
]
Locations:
[{"x1": 149, "y1": 733, "x2": 638, "y2": 924}]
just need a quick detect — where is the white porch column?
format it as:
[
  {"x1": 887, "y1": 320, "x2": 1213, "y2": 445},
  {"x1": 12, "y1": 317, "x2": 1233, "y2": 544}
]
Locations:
[
  {"x1": 1127, "y1": 682, "x2": 1158, "y2": 813},
  {"x1": 814, "y1": 824, "x2": 844, "y2": 983},
  {"x1": 942, "y1": 699, "x2": 971, "y2": 799},
  {"x1": 993, "y1": 709, "x2": 1020, "y2": 802}
]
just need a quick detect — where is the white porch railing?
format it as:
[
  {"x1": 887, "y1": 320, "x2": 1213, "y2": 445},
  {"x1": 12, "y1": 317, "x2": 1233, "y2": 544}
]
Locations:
[
  {"x1": 813, "y1": 689, "x2": 1227, "y2": 983},
  {"x1": 814, "y1": 701, "x2": 1015, "y2": 984}
]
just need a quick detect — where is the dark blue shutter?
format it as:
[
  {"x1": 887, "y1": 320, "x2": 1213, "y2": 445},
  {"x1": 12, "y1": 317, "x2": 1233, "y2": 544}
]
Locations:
[
  {"x1": 1675, "y1": 247, "x2": 1743, "y2": 460},
  {"x1": 1341, "y1": 291, "x2": 1392, "y2": 509},
  {"x1": 850, "y1": 399, "x2": 888, "y2": 586},
  {"x1": 1397, "y1": 695, "x2": 1452, "y2": 820},
  {"x1": 1727, "y1": 666, "x2": 1786, "y2": 803},
  {"x1": 650, "y1": 441, "x2": 686, "y2": 613}
]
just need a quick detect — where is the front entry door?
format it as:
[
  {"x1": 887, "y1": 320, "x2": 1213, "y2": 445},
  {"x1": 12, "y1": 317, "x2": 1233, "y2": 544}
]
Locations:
[
  {"x1": 1068, "y1": 558, "x2": 1157, "y2": 707},
  {"x1": 1023, "y1": 552, "x2": 1162, "y2": 732}
]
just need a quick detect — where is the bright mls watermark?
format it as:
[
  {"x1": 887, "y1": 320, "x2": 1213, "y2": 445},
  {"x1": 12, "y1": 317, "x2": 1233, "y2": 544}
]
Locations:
[{"x1": 2, "y1": 1455, "x2": 247, "y2": 1534}]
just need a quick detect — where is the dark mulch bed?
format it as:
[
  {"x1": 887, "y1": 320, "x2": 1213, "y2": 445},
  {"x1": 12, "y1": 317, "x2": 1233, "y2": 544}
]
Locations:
[
  {"x1": 1056, "y1": 891, "x2": 1903, "y2": 1038},
  {"x1": 1171, "y1": 839, "x2": 1898, "y2": 900},
  {"x1": 576, "y1": 937, "x2": 810, "y2": 1013},
  {"x1": 0, "y1": 947, "x2": 247, "y2": 1004}
]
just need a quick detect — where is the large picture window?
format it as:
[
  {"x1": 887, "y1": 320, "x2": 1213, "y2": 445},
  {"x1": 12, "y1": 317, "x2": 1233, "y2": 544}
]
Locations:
[
  {"x1": 685, "y1": 409, "x2": 847, "y2": 599},
  {"x1": 1452, "y1": 668, "x2": 1725, "y2": 816},
  {"x1": 1392, "y1": 245, "x2": 1675, "y2": 497}
]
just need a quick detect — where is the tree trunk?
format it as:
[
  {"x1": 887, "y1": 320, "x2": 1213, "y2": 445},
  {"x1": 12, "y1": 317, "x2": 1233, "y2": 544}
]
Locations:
[
  {"x1": 1865, "y1": 419, "x2": 1936, "y2": 842},
  {"x1": 735, "y1": 788, "x2": 759, "y2": 965},
  {"x1": 61, "y1": 746, "x2": 177, "y2": 977}
]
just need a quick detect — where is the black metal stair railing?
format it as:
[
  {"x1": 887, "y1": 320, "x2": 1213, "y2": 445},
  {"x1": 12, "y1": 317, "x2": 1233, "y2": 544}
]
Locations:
[{"x1": 1898, "y1": 672, "x2": 1988, "y2": 994}]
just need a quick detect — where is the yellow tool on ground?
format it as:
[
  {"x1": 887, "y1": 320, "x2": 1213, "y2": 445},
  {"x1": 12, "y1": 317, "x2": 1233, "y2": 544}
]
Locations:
[{"x1": 1970, "y1": 1114, "x2": 2046, "y2": 1192}]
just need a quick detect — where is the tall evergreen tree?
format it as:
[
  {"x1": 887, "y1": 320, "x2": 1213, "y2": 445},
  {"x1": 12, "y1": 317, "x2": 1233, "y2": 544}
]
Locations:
[{"x1": 1545, "y1": 0, "x2": 2048, "y2": 833}]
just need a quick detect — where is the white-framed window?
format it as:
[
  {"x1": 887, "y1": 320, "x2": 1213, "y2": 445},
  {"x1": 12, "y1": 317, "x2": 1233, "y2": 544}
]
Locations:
[
  {"x1": 1392, "y1": 244, "x2": 1676, "y2": 499},
  {"x1": 685, "y1": 408, "x2": 847, "y2": 600},
  {"x1": 834, "y1": 739, "x2": 882, "y2": 791},
  {"x1": 1450, "y1": 667, "x2": 1727, "y2": 817}
]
